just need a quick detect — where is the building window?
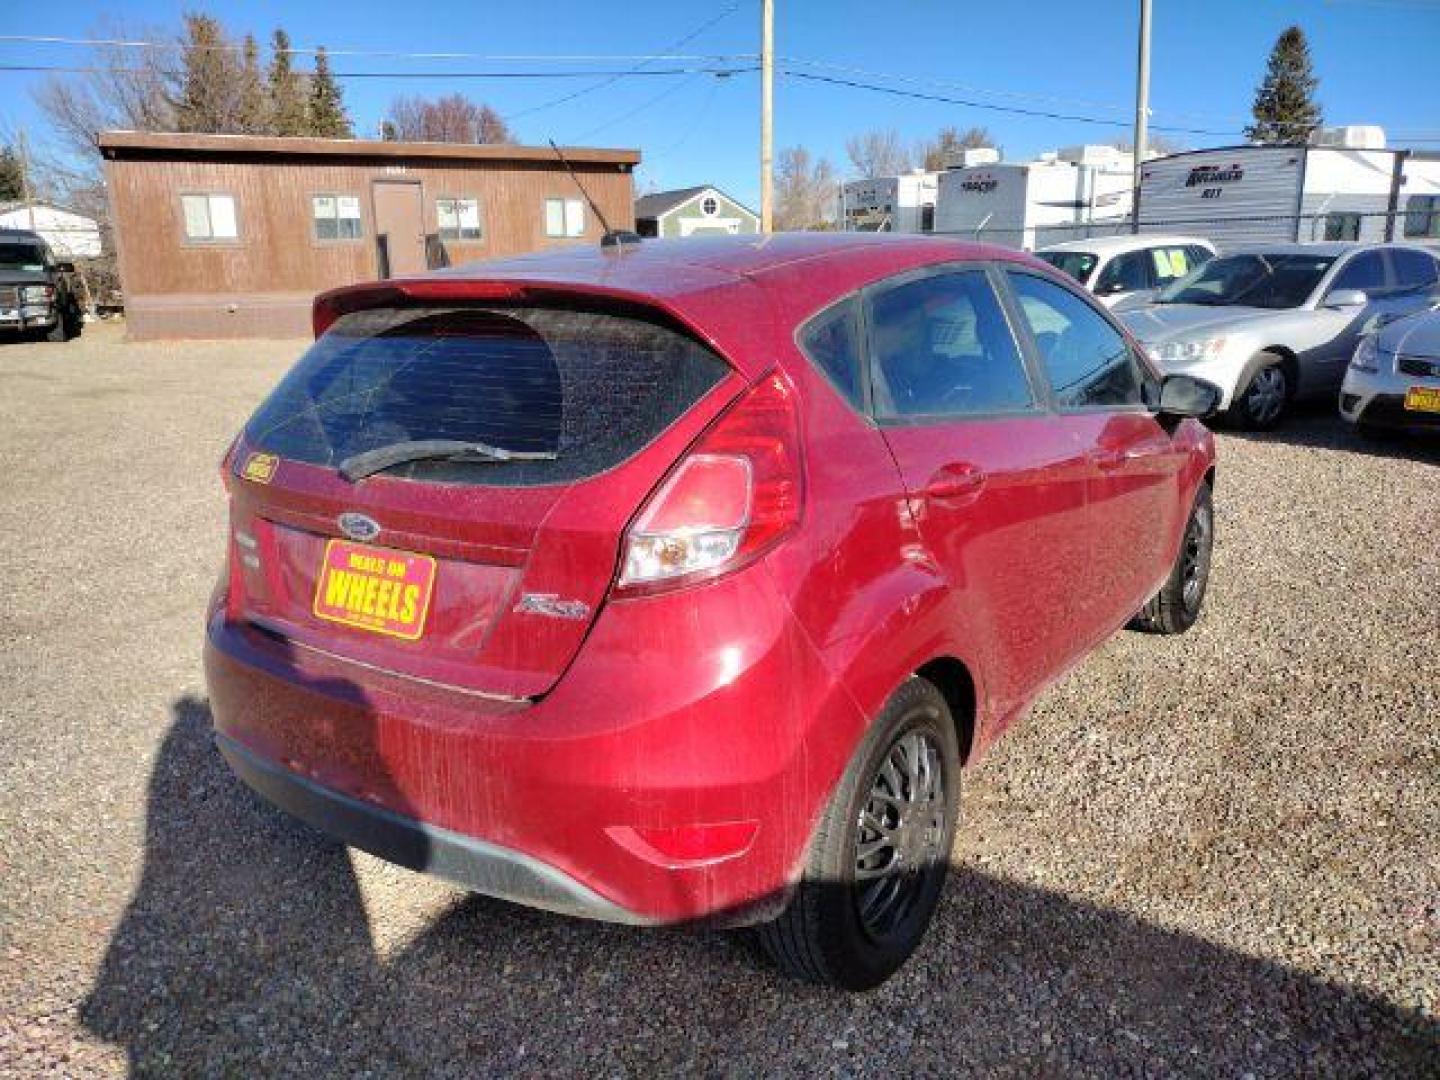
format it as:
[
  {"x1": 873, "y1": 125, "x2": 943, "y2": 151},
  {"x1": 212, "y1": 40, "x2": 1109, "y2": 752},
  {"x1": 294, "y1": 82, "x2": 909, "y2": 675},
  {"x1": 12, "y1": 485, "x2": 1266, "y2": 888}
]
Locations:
[
  {"x1": 1323, "y1": 212, "x2": 1361, "y2": 242},
  {"x1": 437, "y1": 197, "x2": 483, "y2": 241},
  {"x1": 545, "y1": 198, "x2": 585, "y2": 238},
  {"x1": 701, "y1": 196, "x2": 718, "y2": 216},
  {"x1": 1404, "y1": 195, "x2": 1440, "y2": 239},
  {"x1": 312, "y1": 194, "x2": 363, "y2": 241},
  {"x1": 181, "y1": 193, "x2": 238, "y2": 242}
]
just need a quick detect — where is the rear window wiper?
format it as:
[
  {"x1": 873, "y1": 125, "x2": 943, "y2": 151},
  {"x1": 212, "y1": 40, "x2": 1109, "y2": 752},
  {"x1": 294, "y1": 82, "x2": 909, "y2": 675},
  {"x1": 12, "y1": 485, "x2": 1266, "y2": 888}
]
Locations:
[{"x1": 338, "y1": 439, "x2": 557, "y2": 482}]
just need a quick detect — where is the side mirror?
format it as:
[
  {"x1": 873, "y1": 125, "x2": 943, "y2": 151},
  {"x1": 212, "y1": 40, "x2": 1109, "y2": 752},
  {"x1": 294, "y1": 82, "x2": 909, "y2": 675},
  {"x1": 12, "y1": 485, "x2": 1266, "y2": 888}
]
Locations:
[
  {"x1": 1324, "y1": 288, "x2": 1368, "y2": 310},
  {"x1": 1152, "y1": 374, "x2": 1222, "y2": 419},
  {"x1": 53, "y1": 261, "x2": 76, "y2": 274}
]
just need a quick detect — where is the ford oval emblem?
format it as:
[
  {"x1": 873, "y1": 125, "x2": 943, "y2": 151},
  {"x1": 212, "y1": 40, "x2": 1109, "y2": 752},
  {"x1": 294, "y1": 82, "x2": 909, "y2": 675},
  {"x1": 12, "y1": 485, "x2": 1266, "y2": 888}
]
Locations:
[{"x1": 337, "y1": 512, "x2": 381, "y2": 543}]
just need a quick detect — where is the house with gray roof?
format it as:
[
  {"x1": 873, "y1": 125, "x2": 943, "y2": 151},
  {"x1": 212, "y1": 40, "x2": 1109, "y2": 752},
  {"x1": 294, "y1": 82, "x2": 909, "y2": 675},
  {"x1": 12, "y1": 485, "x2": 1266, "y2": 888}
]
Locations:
[{"x1": 634, "y1": 186, "x2": 759, "y2": 238}]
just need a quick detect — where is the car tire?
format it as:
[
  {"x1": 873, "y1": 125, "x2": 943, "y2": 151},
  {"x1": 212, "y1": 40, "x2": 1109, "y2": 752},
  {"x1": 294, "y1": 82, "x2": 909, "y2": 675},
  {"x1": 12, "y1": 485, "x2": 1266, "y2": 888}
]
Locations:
[
  {"x1": 755, "y1": 677, "x2": 960, "y2": 990},
  {"x1": 1130, "y1": 482, "x2": 1214, "y2": 635},
  {"x1": 1229, "y1": 355, "x2": 1289, "y2": 430}
]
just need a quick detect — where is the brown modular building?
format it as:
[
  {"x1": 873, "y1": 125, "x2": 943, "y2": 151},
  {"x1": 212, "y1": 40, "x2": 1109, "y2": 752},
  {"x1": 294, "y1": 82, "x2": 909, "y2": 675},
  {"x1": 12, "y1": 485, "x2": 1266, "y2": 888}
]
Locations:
[{"x1": 98, "y1": 131, "x2": 640, "y2": 340}]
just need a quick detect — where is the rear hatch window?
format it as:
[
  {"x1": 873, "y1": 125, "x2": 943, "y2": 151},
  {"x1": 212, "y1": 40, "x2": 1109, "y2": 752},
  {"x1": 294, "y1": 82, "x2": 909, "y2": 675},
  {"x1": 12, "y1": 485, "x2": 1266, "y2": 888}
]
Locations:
[
  {"x1": 245, "y1": 305, "x2": 728, "y2": 486},
  {"x1": 228, "y1": 302, "x2": 735, "y2": 698}
]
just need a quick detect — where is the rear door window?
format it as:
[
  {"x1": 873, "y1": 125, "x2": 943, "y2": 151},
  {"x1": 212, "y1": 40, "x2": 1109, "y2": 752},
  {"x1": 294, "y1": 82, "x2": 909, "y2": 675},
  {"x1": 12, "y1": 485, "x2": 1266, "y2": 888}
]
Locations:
[{"x1": 244, "y1": 305, "x2": 730, "y2": 486}]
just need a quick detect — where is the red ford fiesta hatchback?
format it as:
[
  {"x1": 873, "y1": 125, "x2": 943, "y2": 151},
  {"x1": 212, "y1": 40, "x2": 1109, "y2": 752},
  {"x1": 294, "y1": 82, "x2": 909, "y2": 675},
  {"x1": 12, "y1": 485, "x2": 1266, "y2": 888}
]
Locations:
[{"x1": 206, "y1": 234, "x2": 1218, "y2": 989}]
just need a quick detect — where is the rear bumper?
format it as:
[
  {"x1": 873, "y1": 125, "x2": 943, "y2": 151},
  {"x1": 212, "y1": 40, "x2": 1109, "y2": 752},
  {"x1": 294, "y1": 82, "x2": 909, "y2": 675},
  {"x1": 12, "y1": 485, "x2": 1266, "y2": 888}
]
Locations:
[
  {"x1": 217, "y1": 732, "x2": 653, "y2": 923},
  {"x1": 204, "y1": 565, "x2": 866, "y2": 926}
]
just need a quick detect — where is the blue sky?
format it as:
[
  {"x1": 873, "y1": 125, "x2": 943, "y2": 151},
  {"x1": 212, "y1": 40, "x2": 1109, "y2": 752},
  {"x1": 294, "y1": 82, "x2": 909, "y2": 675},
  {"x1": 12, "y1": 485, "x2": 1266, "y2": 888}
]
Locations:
[{"x1": 2, "y1": 0, "x2": 1438, "y2": 206}]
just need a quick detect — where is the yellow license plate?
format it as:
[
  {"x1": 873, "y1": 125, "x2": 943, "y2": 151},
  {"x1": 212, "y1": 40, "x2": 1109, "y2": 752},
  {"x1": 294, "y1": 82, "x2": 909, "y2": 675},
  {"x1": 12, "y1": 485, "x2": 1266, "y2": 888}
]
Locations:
[
  {"x1": 1404, "y1": 386, "x2": 1440, "y2": 413},
  {"x1": 312, "y1": 539, "x2": 436, "y2": 640}
]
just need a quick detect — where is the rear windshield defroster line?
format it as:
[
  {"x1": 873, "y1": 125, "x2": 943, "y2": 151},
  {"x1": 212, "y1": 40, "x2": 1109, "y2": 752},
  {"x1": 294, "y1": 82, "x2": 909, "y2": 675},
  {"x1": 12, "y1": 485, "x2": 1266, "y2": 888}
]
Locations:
[{"x1": 243, "y1": 305, "x2": 731, "y2": 487}]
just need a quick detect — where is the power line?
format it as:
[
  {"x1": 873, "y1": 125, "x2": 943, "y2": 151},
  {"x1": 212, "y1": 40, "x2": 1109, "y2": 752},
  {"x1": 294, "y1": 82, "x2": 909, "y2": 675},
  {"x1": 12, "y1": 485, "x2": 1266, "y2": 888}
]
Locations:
[
  {"x1": 781, "y1": 68, "x2": 1243, "y2": 137},
  {"x1": 507, "y1": 0, "x2": 748, "y2": 124},
  {"x1": 778, "y1": 55, "x2": 1440, "y2": 137},
  {"x1": 778, "y1": 56, "x2": 1252, "y2": 128},
  {"x1": 0, "y1": 33, "x2": 755, "y2": 64},
  {"x1": 566, "y1": 72, "x2": 709, "y2": 143},
  {"x1": 0, "y1": 63, "x2": 751, "y2": 81}
]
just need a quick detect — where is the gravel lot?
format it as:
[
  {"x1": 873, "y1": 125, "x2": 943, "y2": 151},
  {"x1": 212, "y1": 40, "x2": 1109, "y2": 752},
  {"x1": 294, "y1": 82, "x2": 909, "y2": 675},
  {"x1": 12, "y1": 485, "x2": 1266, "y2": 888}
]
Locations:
[{"x1": 1, "y1": 322, "x2": 1437, "y2": 1077}]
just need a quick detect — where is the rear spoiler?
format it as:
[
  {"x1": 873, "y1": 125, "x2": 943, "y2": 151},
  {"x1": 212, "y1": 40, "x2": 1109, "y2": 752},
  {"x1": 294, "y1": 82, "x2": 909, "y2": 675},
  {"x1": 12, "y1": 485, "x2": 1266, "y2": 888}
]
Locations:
[
  {"x1": 314, "y1": 279, "x2": 539, "y2": 337},
  {"x1": 313, "y1": 275, "x2": 710, "y2": 336},
  {"x1": 310, "y1": 277, "x2": 756, "y2": 378}
]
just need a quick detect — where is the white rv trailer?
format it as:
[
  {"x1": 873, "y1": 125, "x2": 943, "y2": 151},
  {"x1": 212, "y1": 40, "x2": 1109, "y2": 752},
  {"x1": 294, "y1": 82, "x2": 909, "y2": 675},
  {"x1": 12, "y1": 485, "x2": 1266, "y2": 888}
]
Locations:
[
  {"x1": 1137, "y1": 127, "x2": 1440, "y2": 249},
  {"x1": 839, "y1": 170, "x2": 941, "y2": 233},
  {"x1": 931, "y1": 145, "x2": 1135, "y2": 250}
]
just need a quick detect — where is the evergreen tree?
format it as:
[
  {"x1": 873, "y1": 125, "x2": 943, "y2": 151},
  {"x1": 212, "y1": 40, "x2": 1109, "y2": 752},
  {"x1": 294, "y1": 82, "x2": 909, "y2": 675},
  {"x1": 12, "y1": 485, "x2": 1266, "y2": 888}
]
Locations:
[
  {"x1": 175, "y1": 13, "x2": 240, "y2": 133},
  {"x1": 1246, "y1": 26, "x2": 1323, "y2": 144},
  {"x1": 237, "y1": 34, "x2": 268, "y2": 134},
  {"x1": 267, "y1": 29, "x2": 307, "y2": 137},
  {"x1": 306, "y1": 47, "x2": 352, "y2": 138},
  {"x1": 0, "y1": 145, "x2": 25, "y2": 200}
]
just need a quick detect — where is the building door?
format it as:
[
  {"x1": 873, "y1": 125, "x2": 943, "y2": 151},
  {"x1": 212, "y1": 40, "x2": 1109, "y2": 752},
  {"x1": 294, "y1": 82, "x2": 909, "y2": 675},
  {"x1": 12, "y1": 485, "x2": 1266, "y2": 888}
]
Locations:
[{"x1": 372, "y1": 181, "x2": 426, "y2": 277}]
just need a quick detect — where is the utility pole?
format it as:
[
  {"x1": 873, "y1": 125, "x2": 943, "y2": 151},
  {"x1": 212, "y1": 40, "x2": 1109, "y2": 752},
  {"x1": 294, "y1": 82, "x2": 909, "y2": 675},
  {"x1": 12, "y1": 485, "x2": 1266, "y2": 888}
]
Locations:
[
  {"x1": 760, "y1": 0, "x2": 774, "y2": 233},
  {"x1": 1131, "y1": 0, "x2": 1151, "y2": 233}
]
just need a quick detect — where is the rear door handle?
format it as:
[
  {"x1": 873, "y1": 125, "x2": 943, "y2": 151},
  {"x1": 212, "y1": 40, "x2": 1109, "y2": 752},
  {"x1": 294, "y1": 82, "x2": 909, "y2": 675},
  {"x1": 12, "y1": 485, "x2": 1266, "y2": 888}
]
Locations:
[{"x1": 923, "y1": 463, "x2": 987, "y2": 502}]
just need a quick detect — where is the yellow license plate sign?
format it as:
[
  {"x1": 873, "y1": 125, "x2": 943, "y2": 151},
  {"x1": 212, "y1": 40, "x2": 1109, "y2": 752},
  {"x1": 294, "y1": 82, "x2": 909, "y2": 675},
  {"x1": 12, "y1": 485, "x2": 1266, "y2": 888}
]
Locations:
[
  {"x1": 1404, "y1": 386, "x2": 1440, "y2": 413},
  {"x1": 313, "y1": 539, "x2": 436, "y2": 640}
]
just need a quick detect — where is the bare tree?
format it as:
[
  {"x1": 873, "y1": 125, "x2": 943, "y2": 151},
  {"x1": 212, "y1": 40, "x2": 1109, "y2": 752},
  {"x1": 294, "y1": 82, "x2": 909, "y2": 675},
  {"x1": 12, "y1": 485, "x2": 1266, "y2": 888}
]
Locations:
[
  {"x1": 1112, "y1": 134, "x2": 1187, "y2": 157},
  {"x1": 775, "y1": 146, "x2": 838, "y2": 231},
  {"x1": 916, "y1": 126, "x2": 995, "y2": 170},
  {"x1": 845, "y1": 129, "x2": 911, "y2": 179},
  {"x1": 383, "y1": 94, "x2": 514, "y2": 144},
  {"x1": 31, "y1": 18, "x2": 175, "y2": 172}
]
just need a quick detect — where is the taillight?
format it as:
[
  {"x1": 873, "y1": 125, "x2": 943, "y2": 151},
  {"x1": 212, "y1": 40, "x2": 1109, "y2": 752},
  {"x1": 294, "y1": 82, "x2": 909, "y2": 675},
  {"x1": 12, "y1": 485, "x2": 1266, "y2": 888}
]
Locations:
[{"x1": 615, "y1": 372, "x2": 803, "y2": 596}]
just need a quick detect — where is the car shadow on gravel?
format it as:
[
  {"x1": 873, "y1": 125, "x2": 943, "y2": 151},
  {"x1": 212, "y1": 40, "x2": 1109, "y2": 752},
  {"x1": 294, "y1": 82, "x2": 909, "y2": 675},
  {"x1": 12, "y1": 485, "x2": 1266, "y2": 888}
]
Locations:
[
  {"x1": 80, "y1": 697, "x2": 1439, "y2": 1075},
  {"x1": 1223, "y1": 401, "x2": 1440, "y2": 465}
]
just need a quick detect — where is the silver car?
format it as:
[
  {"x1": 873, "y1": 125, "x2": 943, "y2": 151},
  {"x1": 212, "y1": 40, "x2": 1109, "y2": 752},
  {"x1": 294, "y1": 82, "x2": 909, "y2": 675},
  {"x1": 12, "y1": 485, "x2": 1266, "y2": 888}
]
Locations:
[
  {"x1": 1117, "y1": 242, "x2": 1440, "y2": 428},
  {"x1": 1340, "y1": 306, "x2": 1440, "y2": 434}
]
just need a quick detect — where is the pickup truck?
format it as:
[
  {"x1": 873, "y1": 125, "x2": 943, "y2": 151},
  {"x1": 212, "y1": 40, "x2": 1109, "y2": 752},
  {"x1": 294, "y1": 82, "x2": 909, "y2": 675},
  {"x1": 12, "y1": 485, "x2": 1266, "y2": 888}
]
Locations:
[{"x1": 0, "y1": 228, "x2": 84, "y2": 342}]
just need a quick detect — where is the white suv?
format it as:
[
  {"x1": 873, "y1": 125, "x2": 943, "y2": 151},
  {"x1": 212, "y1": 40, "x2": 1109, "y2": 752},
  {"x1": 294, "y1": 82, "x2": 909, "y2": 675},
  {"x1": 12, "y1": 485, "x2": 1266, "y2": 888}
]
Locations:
[{"x1": 1035, "y1": 235, "x2": 1216, "y2": 308}]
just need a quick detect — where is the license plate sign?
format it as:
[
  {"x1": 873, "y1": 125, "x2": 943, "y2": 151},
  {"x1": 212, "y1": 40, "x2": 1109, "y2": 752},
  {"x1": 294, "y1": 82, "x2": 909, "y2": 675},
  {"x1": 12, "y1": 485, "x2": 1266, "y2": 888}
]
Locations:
[
  {"x1": 313, "y1": 539, "x2": 436, "y2": 640},
  {"x1": 1404, "y1": 386, "x2": 1440, "y2": 413}
]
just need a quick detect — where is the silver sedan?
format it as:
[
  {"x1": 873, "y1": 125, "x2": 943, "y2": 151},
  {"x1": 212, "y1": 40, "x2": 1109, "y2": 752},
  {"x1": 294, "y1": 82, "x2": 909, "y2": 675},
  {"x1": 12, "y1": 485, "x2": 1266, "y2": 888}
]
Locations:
[
  {"x1": 1118, "y1": 242, "x2": 1440, "y2": 429},
  {"x1": 1340, "y1": 306, "x2": 1440, "y2": 434}
]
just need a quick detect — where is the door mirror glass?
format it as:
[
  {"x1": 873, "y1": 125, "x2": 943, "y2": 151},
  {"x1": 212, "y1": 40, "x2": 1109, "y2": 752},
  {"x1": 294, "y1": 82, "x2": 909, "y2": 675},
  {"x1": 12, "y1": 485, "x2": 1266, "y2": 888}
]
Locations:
[
  {"x1": 53, "y1": 260, "x2": 76, "y2": 274},
  {"x1": 1152, "y1": 373, "x2": 1221, "y2": 419},
  {"x1": 1324, "y1": 288, "x2": 1369, "y2": 310}
]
